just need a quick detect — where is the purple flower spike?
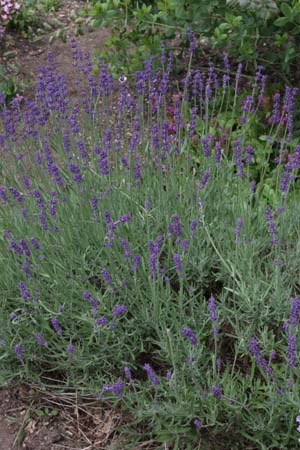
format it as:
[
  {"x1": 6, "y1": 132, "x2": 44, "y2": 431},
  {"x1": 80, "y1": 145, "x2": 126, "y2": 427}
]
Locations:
[
  {"x1": 3, "y1": 230, "x2": 11, "y2": 239},
  {"x1": 173, "y1": 252, "x2": 183, "y2": 277},
  {"x1": 91, "y1": 195, "x2": 98, "y2": 211},
  {"x1": 193, "y1": 419, "x2": 203, "y2": 429},
  {"x1": 270, "y1": 92, "x2": 281, "y2": 124},
  {"x1": 235, "y1": 217, "x2": 243, "y2": 242},
  {"x1": 148, "y1": 236, "x2": 163, "y2": 280},
  {"x1": 134, "y1": 157, "x2": 141, "y2": 180},
  {"x1": 208, "y1": 295, "x2": 217, "y2": 321},
  {"x1": 210, "y1": 385, "x2": 222, "y2": 400},
  {"x1": 68, "y1": 163, "x2": 83, "y2": 184},
  {"x1": 187, "y1": 28, "x2": 196, "y2": 53},
  {"x1": 51, "y1": 317, "x2": 62, "y2": 336},
  {"x1": 199, "y1": 171, "x2": 211, "y2": 189},
  {"x1": 166, "y1": 370, "x2": 172, "y2": 380},
  {"x1": 190, "y1": 218, "x2": 198, "y2": 235},
  {"x1": 296, "y1": 415, "x2": 300, "y2": 432},
  {"x1": 171, "y1": 214, "x2": 181, "y2": 237},
  {"x1": 131, "y1": 253, "x2": 141, "y2": 272},
  {"x1": 119, "y1": 237, "x2": 131, "y2": 258},
  {"x1": 0, "y1": 186, "x2": 7, "y2": 204},
  {"x1": 207, "y1": 295, "x2": 219, "y2": 334},
  {"x1": 97, "y1": 150, "x2": 109, "y2": 175},
  {"x1": 18, "y1": 281, "x2": 31, "y2": 300},
  {"x1": 9, "y1": 187, "x2": 24, "y2": 203},
  {"x1": 233, "y1": 140, "x2": 243, "y2": 177},
  {"x1": 20, "y1": 239, "x2": 31, "y2": 257},
  {"x1": 265, "y1": 205, "x2": 279, "y2": 245},
  {"x1": 214, "y1": 140, "x2": 222, "y2": 165},
  {"x1": 15, "y1": 343, "x2": 23, "y2": 361},
  {"x1": 249, "y1": 337, "x2": 273, "y2": 377},
  {"x1": 289, "y1": 297, "x2": 300, "y2": 325},
  {"x1": 245, "y1": 145, "x2": 254, "y2": 164},
  {"x1": 10, "y1": 241, "x2": 23, "y2": 256},
  {"x1": 112, "y1": 304, "x2": 127, "y2": 318},
  {"x1": 34, "y1": 332, "x2": 47, "y2": 347},
  {"x1": 201, "y1": 137, "x2": 211, "y2": 158},
  {"x1": 119, "y1": 214, "x2": 131, "y2": 223},
  {"x1": 280, "y1": 171, "x2": 293, "y2": 195},
  {"x1": 82, "y1": 291, "x2": 98, "y2": 308},
  {"x1": 249, "y1": 180, "x2": 256, "y2": 194},
  {"x1": 181, "y1": 326, "x2": 198, "y2": 345},
  {"x1": 236, "y1": 63, "x2": 243, "y2": 82},
  {"x1": 143, "y1": 363, "x2": 159, "y2": 386},
  {"x1": 95, "y1": 316, "x2": 107, "y2": 326},
  {"x1": 30, "y1": 237, "x2": 40, "y2": 250},
  {"x1": 124, "y1": 367, "x2": 132, "y2": 380},
  {"x1": 66, "y1": 344, "x2": 74, "y2": 354},
  {"x1": 101, "y1": 268, "x2": 112, "y2": 285},
  {"x1": 102, "y1": 379, "x2": 124, "y2": 397}
]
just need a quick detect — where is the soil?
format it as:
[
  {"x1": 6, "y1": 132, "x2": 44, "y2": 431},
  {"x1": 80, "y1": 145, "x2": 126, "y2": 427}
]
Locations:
[
  {"x1": 0, "y1": 0, "x2": 110, "y2": 102},
  {"x1": 0, "y1": 384, "x2": 127, "y2": 450}
]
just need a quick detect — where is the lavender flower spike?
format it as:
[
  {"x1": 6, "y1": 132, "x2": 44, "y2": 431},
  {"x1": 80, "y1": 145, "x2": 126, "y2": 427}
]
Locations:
[
  {"x1": 51, "y1": 317, "x2": 62, "y2": 336},
  {"x1": 181, "y1": 326, "x2": 198, "y2": 345},
  {"x1": 208, "y1": 295, "x2": 218, "y2": 334},
  {"x1": 124, "y1": 367, "x2": 132, "y2": 380},
  {"x1": 249, "y1": 337, "x2": 273, "y2": 377},
  {"x1": 296, "y1": 415, "x2": 300, "y2": 432},
  {"x1": 173, "y1": 252, "x2": 183, "y2": 278},
  {"x1": 15, "y1": 343, "x2": 23, "y2": 361},
  {"x1": 210, "y1": 385, "x2": 222, "y2": 400},
  {"x1": 102, "y1": 379, "x2": 124, "y2": 397},
  {"x1": 235, "y1": 217, "x2": 243, "y2": 242},
  {"x1": 34, "y1": 332, "x2": 47, "y2": 347},
  {"x1": 143, "y1": 363, "x2": 159, "y2": 386},
  {"x1": 112, "y1": 304, "x2": 127, "y2": 317},
  {"x1": 101, "y1": 268, "x2": 112, "y2": 285}
]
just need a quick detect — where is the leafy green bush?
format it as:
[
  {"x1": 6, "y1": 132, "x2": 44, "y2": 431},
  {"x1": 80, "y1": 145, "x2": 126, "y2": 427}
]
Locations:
[
  {"x1": 1, "y1": 39, "x2": 300, "y2": 448},
  {"x1": 1, "y1": 0, "x2": 63, "y2": 38},
  {"x1": 0, "y1": 63, "x2": 26, "y2": 102},
  {"x1": 213, "y1": 0, "x2": 300, "y2": 77},
  {"x1": 82, "y1": 0, "x2": 300, "y2": 79}
]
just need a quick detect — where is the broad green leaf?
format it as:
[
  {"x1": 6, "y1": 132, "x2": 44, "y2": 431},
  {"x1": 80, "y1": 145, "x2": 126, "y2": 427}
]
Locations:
[
  {"x1": 280, "y1": 2, "x2": 292, "y2": 17},
  {"x1": 274, "y1": 16, "x2": 290, "y2": 27}
]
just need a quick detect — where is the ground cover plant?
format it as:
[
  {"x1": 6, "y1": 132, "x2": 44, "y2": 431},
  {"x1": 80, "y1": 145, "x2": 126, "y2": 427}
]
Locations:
[
  {"x1": 1, "y1": 34, "x2": 300, "y2": 448},
  {"x1": 82, "y1": 0, "x2": 300, "y2": 81}
]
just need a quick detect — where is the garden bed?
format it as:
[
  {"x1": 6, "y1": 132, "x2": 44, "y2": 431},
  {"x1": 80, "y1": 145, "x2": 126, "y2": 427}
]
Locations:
[{"x1": 1, "y1": 3, "x2": 300, "y2": 450}]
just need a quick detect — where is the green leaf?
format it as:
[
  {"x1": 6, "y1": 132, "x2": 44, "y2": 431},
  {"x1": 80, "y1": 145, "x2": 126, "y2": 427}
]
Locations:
[
  {"x1": 274, "y1": 17, "x2": 290, "y2": 27},
  {"x1": 280, "y1": 2, "x2": 292, "y2": 17}
]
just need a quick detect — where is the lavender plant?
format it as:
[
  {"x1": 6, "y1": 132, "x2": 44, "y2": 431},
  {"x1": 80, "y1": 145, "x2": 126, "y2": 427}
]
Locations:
[{"x1": 1, "y1": 36, "x2": 300, "y2": 448}]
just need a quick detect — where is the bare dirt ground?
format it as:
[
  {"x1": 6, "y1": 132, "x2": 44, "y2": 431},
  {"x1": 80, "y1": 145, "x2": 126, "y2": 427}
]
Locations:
[
  {"x1": 0, "y1": 0, "x2": 110, "y2": 102},
  {"x1": 0, "y1": 385, "x2": 127, "y2": 450}
]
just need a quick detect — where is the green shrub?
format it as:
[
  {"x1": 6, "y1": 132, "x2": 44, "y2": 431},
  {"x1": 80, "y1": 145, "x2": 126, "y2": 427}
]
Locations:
[
  {"x1": 1, "y1": 40, "x2": 300, "y2": 447},
  {"x1": 82, "y1": 0, "x2": 300, "y2": 79}
]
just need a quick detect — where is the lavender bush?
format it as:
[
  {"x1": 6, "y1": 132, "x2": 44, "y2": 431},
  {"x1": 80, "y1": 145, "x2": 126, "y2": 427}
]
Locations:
[{"x1": 1, "y1": 36, "x2": 300, "y2": 448}]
